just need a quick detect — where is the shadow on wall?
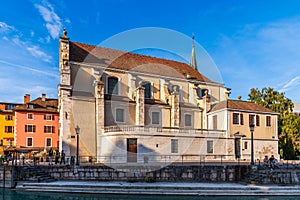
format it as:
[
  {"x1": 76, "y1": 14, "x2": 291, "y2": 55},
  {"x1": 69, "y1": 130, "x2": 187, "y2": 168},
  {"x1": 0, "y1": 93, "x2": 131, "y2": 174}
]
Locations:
[{"x1": 102, "y1": 138, "x2": 159, "y2": 167}]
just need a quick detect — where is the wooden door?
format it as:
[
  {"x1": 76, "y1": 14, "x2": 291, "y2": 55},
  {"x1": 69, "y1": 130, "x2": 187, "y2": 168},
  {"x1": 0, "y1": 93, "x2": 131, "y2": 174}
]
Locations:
[{"x1": 127, "y1": 138, "x2": 137, "y2": 163}]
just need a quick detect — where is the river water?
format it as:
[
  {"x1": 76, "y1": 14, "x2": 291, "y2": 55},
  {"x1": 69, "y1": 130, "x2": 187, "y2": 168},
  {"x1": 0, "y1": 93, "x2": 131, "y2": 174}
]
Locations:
[{"x1": 0, "y1": 190, "x2": 298, "y2": 200}]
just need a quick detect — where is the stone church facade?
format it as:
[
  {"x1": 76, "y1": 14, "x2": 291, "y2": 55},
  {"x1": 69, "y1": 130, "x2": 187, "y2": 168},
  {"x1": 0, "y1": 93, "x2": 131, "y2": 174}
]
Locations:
[{"x1": 58, "y1": 30, "x2": 278, "y2": 165}]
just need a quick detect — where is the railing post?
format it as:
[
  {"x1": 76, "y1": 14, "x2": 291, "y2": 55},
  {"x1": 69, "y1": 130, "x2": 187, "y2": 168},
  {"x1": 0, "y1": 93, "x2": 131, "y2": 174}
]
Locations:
[{"x1": 221, "y1": 155, "x2": 223, "y2": 166}]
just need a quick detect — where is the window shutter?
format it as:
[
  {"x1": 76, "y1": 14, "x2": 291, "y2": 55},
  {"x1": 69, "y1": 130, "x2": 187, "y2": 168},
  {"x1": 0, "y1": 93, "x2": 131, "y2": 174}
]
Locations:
[{"x1": 240, "y1": 114, "x2": 244, "y2": 125}]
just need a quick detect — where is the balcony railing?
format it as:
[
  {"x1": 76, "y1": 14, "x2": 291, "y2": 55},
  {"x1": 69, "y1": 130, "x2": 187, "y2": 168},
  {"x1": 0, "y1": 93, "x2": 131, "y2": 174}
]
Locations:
[{"x1": 104, "y1": 125, "x2": 226, "y2": 136}]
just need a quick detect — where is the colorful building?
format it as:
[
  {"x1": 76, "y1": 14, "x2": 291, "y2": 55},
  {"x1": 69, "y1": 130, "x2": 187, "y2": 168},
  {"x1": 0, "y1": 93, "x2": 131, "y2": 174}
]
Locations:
[
  {"x1": 14, "y1": 94, "x2": 59, "y2": 150},
  {"x1": 0, "y1": 102, "x2": 21, "y2": 149}
]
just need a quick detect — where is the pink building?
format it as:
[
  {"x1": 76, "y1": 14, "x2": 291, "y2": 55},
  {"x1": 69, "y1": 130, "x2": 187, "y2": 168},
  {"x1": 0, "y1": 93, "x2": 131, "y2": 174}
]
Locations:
[{"x1": 14, "y1": 94, "x2": 59, "y2": 150}]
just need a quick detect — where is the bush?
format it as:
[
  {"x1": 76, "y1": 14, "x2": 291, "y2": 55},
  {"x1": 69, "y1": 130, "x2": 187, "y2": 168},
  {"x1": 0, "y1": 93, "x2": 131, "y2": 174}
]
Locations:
[{"x1": 144, "y1": 175, "x2": 155, "y2": 183}]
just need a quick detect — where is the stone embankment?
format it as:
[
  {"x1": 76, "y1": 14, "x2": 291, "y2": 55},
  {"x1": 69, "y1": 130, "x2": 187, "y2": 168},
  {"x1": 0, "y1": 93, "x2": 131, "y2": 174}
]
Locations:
[
  {"x1": 1, "y1": 164, "x2": 247, "y2": 188},
  {"x1": 15, "y1": 181, "x2": 300, "y2": 196},
  {"x1": 14, "y1": 165, "x2": 247, "y2": 182}
]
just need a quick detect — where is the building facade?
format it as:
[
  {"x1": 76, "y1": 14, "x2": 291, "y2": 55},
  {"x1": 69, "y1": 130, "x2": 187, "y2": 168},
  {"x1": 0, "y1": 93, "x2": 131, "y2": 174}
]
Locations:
[
  {"x1": 14, "y1": 94, "x2": 59, "y2": 150},
  {"x1": 208, "y1": 99, "x2": 278, "y2": 161},
  {"x1": 0, "y1": 102, "x2": 20, "y2": 149},
  {"x1": 58, "y1": 30, "x2": 278, "y2": 164}
]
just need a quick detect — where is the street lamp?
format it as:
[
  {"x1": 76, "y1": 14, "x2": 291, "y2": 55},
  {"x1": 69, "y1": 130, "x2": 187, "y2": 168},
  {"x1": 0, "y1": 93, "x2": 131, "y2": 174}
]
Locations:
[
  {"x1": 75, "y1": 125, "x2": 80, "y2": 166},
  {"x1": 249, "y1": 123, "x2": 255, "y2": 165}
]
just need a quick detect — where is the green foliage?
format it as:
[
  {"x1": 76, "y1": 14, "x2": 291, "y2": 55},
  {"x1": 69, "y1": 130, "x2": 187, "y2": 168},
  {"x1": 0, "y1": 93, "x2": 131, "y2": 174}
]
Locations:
[
  {"x1": 248, "y1": 87, "x2": 300, "y2": 159},
  {"x1": 248, "y1": 87, "x2": 293, "y2": 112},
  {"x1": 144, "y1": 175, "x2": 156, "y2": 183}
]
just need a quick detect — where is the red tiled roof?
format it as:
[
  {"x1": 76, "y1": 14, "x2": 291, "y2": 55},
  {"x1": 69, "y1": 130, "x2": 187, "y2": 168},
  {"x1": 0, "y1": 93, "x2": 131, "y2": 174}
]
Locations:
[
  {"x1": 14, "y1": 97, "x2": 58, "y2": 113},
  {"x1": 69, "y1": 41, "x2": 214, "y2": 83},
  {"x1": 210, "y1": 100, "x2": 277, "y2": 114}
]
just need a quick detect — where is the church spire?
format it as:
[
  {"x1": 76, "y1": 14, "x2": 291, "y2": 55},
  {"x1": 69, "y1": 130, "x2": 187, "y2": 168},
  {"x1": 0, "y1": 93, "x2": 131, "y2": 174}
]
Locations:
[{"x1": 190, "y1": 34, "x2": 198, "y2": 71}]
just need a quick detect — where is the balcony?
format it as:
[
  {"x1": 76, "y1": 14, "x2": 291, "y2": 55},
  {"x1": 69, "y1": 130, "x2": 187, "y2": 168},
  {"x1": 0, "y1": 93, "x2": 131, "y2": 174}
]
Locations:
[{"x1": 104, "y1": 125, "x2": 226, "y2": 137}]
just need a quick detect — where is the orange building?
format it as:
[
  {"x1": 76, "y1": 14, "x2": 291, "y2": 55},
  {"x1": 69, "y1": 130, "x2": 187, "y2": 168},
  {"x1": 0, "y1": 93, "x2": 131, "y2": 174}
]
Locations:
[{"x1": 14, "y1": 94, "x2": 59, "y2": 150}]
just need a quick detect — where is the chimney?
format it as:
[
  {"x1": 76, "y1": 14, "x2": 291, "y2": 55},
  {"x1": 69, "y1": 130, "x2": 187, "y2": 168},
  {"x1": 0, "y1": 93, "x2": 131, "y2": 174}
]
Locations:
[
  {"x1": 42, "y1": 93, "x2": 46, "y2": 101},
  {"x1": 24, "y1": 94, "x2": 30, "y2": 104}
]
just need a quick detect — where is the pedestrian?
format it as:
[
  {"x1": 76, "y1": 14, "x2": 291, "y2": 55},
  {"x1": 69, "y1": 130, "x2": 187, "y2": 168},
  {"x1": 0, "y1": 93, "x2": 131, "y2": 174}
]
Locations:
[
  {"x1": 263, "y1": 155, "x2": 269, "y2": 167},
  {"x1": 20, "y1": 153, "x2": 25, "y2": 165},
  {"x1": 48, "y1": 147, "x2": 53, "y2": 165},
  {"x1": 269, "y1": 155, "x2": 275, "y2": 169},
  {"x1": 60, "y1": 150, "x2": 66, "y2": 165},
  {"x1": 55, "y1": 149, "x2": 60, "y2": 165}
]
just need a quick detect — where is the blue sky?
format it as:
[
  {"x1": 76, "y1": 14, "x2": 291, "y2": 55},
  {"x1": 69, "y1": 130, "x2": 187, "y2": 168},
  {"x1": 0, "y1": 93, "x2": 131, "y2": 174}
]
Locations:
[{"x1": 1, "y1": 0, "x2": 300, "y2": 103}]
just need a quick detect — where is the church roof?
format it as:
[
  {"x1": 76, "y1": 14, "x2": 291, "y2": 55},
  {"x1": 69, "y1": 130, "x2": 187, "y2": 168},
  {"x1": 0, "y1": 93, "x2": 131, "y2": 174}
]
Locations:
[
  {"x1": 209, "y1": 99, "x2": 277, "y2": 114},
  {"x1": 69, "y1": 41, "x2": 216, "y2": 84}
]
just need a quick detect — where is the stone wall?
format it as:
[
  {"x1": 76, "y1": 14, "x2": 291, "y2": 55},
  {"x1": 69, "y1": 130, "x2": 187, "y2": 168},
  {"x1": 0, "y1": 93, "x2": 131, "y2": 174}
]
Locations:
[
  {"x1": 0, "y1": 166, "x2": 14, "y2": 188},
  {"x1": 13, "y1": 165, "x2": 249, "y2": 183}
]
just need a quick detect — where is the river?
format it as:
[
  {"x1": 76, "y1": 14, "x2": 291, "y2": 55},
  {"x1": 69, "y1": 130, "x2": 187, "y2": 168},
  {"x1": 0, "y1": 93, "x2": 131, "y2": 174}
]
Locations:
[{"x1": 0, "y1": 189, "x2": 298, "y2": 200}]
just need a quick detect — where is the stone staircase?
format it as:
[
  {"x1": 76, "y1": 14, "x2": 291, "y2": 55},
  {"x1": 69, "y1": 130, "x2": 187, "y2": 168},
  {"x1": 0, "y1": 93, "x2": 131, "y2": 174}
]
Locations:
[
  {"x1": 242, "y1": 166, "x2": 300, "y2": 184},
  {"x1": 16, "y1": 166, "x2": 56, "y2": 183}
]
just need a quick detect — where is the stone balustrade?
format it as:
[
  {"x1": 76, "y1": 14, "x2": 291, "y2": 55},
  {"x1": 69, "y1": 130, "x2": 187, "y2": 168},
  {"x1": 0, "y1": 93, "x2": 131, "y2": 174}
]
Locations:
[{"x1": 104, "y1": 125, "x2": 226, "y2": 137}]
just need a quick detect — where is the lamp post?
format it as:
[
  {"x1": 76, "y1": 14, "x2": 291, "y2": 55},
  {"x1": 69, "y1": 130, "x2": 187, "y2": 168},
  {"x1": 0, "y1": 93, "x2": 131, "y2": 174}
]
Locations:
[
  {"x1": 249, "y1": 123, "x2": 255, "y2": 165},
  {"x1": 75, "y1": 125, "x2": 80, "y2": 166}
]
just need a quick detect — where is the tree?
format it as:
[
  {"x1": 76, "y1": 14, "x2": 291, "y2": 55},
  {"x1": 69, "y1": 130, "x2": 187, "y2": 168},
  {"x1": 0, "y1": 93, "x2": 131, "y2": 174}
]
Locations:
[{"x1": 248, "y1": 87, "x2": 299, "y2": 159}]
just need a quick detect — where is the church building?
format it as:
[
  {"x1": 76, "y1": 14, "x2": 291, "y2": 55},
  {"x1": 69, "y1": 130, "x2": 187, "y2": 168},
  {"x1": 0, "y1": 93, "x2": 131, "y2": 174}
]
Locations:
[{"x1": 58, "y1": 30, "x2": 278, "y2": 165}]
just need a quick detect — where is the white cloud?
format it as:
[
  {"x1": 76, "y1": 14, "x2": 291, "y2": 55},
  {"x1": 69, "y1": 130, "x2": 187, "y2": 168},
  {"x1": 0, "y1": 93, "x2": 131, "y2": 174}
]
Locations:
[
  {"x1": 34, "y1": 1, "x2": 62, "y2": 39},
  {"x1": 65, "y1": 18, "x2": 71, "y2": 24},
  {"x1": 0, "y1": 60, "x2": 57, "y2": 78},
  {"x1": 10, "y1": 35, "x2": 52, "y2": 62},
  {"x1": 30, "y1": 31, "x2": 35, "y2": 37},
  {"x1": 12, "y1": 36, "x2": 25, "y2": 46},
  {"x1": 215, "y1": 16, "x2": 300, "y2": 101},
  {"x1": 0, "y1": 21, "x2": 14, "y2": 33},
  {"x1": 27, "y1": 46, "x2": 52, "y2": 62},
  {"x1": 46, "y1": 36, "x2": 50, "y2": 43},
  {"x1": 278, "y1": 76, "x2": 300, "y2": 92}
]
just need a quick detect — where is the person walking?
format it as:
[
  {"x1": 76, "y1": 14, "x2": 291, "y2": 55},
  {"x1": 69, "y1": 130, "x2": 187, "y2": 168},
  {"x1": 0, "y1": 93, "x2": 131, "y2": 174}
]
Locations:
[
  {"x1": 55, "y1": 149, "x2": 60, "y2": 165},
  {"x1": 60, "y1": 150, "x2": 66, "y2": 165},
  {"x1": 48, "y1": 147, "x2": 53, "y2": 165}
]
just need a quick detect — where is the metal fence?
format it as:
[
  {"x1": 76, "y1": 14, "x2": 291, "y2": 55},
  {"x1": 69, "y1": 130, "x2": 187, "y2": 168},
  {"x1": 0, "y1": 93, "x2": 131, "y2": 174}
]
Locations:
[{"x1": 4, "y1": 153, "x2": 300, "y2": 168}]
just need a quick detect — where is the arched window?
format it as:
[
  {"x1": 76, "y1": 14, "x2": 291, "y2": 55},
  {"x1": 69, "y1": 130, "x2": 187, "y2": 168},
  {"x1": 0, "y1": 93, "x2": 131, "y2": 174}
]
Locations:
[
  {"x1": 142, "y1": 82, "x2": 151, "y2": 99},
  {"x1": 107, "y1": 77, "x2": 119, "y2": 95}
]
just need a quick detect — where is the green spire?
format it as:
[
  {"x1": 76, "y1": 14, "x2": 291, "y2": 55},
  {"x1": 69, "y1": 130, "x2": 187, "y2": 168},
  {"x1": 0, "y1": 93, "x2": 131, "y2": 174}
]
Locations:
[{"x1": 190, "y1": 34, "x2": 198, "y2": 71}]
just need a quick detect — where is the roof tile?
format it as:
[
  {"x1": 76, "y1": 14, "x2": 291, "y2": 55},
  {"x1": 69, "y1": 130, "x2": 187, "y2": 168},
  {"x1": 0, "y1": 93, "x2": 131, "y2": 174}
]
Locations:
[
  {"x1": 210, "y1": 100, "x2": 277, "y2": 114},
  {"x1": 70, "y1": 41, "x2": 214, "y2": 83}
]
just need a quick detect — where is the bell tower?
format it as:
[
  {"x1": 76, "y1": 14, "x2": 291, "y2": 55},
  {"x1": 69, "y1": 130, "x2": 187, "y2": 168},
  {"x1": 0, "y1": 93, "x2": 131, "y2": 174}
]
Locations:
[{"x1": 58, "y1": 28, "x2": 72, "y2": 155}]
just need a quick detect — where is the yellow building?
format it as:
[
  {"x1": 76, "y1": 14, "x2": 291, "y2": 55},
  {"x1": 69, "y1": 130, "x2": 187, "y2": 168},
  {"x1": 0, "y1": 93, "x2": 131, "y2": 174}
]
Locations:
[
  {"x1": 0, "y1": 102, "x2": 20, "y2": 150},
  {"x1": 208, "y1": 99, "x2": 278, "y2": 161},
  {"x1": 58, "y1": 30, "x2": 278, "y2": 165}
]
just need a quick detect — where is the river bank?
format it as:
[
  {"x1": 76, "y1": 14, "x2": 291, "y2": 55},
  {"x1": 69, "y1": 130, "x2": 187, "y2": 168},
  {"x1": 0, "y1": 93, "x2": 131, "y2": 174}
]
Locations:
[{"x1": 14, "y1": 181, "x2": 300, "y2": 196}]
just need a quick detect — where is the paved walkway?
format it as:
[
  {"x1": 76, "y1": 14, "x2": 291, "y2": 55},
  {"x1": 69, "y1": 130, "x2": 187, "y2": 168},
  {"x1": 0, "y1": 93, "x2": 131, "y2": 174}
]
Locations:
[{"x1": 15, "y1": 181, "x2": 300, "y2": 196}]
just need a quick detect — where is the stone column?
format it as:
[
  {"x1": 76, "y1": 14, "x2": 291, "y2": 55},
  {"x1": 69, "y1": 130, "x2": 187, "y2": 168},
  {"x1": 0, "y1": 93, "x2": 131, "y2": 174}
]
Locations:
[
  {"x1": 170, "y1": 86, "x2": 180, "y2": 128},
  {"x1": 135, "y1": 82, "x2": 145, "y2": 126}
]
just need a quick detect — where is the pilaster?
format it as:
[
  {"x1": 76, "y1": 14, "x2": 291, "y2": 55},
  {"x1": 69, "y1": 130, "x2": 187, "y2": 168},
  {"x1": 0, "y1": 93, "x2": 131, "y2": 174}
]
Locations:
[
  {"x1": 170, "y1": 86, "x2": 180, "y2": 128},
  {"x1": 135, "y1": 82, "x2": 145, "y2": 126}
]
